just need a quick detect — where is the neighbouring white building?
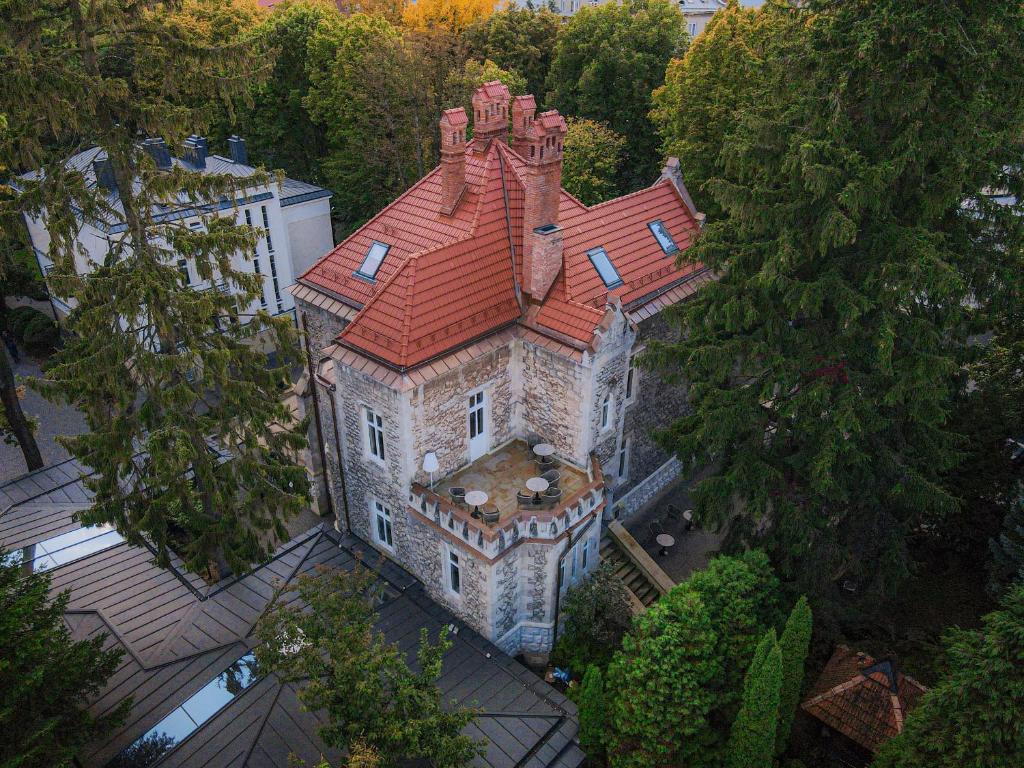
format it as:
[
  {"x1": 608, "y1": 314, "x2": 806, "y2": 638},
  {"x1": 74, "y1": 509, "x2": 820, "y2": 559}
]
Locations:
[
  {"x1": 532, "y1": 0, "x2": 727, "y2": 37},
  {"x1": 18, "y1": 136, "x2": 333, "y2": 324}
]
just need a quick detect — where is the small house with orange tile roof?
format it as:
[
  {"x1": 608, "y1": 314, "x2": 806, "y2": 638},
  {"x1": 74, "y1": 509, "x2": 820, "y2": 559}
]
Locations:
[
  {"x1": 292, "y1": 81, "x2": 712, "y2": 656},
  {"x1": 801, "y1": 646, "x2": 928, "y2": 765}
]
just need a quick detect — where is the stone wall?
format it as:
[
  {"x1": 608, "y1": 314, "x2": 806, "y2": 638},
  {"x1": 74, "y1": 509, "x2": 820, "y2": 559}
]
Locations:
[
  {"x1": 587, "y1": 308, "x2": 636, "y2": 479},
  {"x1": 521, "y1": 341, "x2": 587, "y2": 466}
]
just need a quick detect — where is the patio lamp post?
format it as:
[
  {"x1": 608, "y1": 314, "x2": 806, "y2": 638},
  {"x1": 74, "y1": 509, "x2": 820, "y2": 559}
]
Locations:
[{"x1": 423, "y1": 451, "x2": 439, "y2": 489}]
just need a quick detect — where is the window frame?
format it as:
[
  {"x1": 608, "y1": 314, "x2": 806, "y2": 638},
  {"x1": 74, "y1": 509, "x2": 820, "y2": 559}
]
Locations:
[
  {"x1": 355, "y1": 241, "x2": 390, "y2": 281},
  {"x1": 363, "y1": 407, "x2": 386, "y2": 465},
  {"x1": 625, "y1": 350, "x2": 641, "y2": 405},
  {"x1": 372, "y1": 500, "x2": 394, "y2": 551},
  {"x1": 647, "y1": 219, "x2": 679, "y2": 255},
  {"x1": 586, "y1": 247, "x2": 623, "y2": 289},
  {"x1": 600, "y1": 393, "x2": 613, "y2": 431},
  {"x1": 177, "y1": 258, "x2": 193, "y2": 286},
  {"x1": 446, "y1": 548, "x2": 461, "y2": 596},
  {"x1": 617, "y1": 435, "x2": 631, "y2": 484}
]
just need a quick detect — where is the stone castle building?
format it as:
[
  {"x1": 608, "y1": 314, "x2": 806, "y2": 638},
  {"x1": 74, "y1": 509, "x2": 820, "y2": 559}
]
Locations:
[{"x1": 292, "y1": 82, "x2": 712, "y2": 656}]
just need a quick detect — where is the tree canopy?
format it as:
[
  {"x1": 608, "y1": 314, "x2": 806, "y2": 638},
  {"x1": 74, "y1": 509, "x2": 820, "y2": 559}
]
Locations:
[
  {"x1": 464, "y1": 6, "x2": 561, "y2": 99},
  {"x1": 561, "y1": 118, "x2": 627, "y2": 206}
]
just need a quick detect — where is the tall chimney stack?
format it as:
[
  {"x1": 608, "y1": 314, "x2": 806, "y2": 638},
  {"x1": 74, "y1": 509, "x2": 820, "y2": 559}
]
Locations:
[
  {"x1": 471, "y1": 81, "x2": 511, "y2": 143},
  {"x1": 511, "y1": 95, "x2": 536, "y2": 157},
  {"x1": 519, "y1": 110, "x2": 568, "y2": 300},
  {"x1": 439, "y1": 107, "x2": 468, "y2": 215}
]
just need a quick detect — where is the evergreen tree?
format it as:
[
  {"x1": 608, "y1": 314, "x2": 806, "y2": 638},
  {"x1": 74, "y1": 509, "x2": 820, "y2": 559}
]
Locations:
[
  {"x1": 605, "y1": 587, "x2": 720, "y2": 768},
  {"x1": 989, "y1": 491, "x2": 1024, "y2": 595},
  {"x1": 2, "y1": 0, "x2": 310, "y2": 577},
  {"x1": 562, "y1": 118, "x2": 627, "y2": 206},
  {"x1": 648, "y1": 0, "x2": 1024, "y2": 595},
  {"x1": 0, "y1": 547, "x2": 128, "y2": 767},
  {"x1": 464, "y1": 7, "x2": 561, "y2": 99},
  {"x1": 553, "y1": 560, "x2": 633, "y2": 672},
  {"x1": 775, "y1": 596, "x2": 812, "y2": 756},
  {"x1": 545, "y1": 0, "x2": 687, "y2": 191},
  {"x1": 725, "y1": 629, "x2": 782, "y2": 768},
  {"x1": 255, "y1": 561, "x2": 480, "y2": 768},
  {"x1": 577, "y1": 665, "x2": 607, "y2": 763},
  {"x1": 872, "y1": 584, "x2": 1024, "y2": 768}
]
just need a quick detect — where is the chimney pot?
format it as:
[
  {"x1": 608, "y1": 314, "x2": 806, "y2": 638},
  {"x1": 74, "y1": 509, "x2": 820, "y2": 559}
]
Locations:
[
  {"x1": 439, "y1": 107, "x2": 468, "y2": 216},
  {"x1": 471, "y1": 81, "x2": 511, "y2": 143},
  {"x1": 519, "y1": 108, "x2": 568, "y2": 300},
  {"x1": 227, "y1": 135, "x2": 248, "y2": 165}
]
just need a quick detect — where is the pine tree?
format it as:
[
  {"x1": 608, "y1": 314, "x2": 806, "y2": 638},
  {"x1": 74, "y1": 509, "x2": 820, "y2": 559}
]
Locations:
[
  {"x1": 726, "y1": 629, "x2": 782, "y2": 768},
  {"x1": 989, "y1": 491, "x2": 1024, "y2": 595},
  {"x1": 872, "y1": 584, "x2": 1024, "y2": 768},
  {"x1": 255, "y1": 561, "x2": 480, "y2": 768},
  {"x1": 578, "y1": 665, "x2": 607, "y2": 763},
  {"x1": 775, "y1": 596, "x2": 812, "y2": 756},
  {"x1": 648, "y1": 0, "x2": 1024, "y2": 595},
  {"x1": 0, "y1": 547, "x2": 128, "y2": 767},
  {"x1": 2, "y1": 0, "x2": 310, "y2": 576}
]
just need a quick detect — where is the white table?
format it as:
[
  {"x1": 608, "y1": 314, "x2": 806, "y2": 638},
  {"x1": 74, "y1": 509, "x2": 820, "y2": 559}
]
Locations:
[
  {"x1": 656, "y1": 533, "x2": 676, "y2": 557},
  {"x1": 464, "y1": 490, "x2": 489, "y2": 518},
  {"x1": 532, "y1": 443, "x2": 555, "y2": 458},
  {"x1": 525, "y1": 476, "x2": 549, "y2": 503}
]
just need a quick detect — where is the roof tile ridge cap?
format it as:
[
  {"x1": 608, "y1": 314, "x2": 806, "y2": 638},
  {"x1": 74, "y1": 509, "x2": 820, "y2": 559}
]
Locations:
[
  {"x1": 468, "y1": 143, "x2": 503, "y2": 232},
  {"x1": 656, "y1": 175, "x2": 704, "y2": 228},
  {"x1": 298, "y1": 166, "x2": 442, "y2": 282},
  {"x1": 338, "y1": 250, "x2": 419, "y2": 339},
  {"x1": 802, "y1": 675, "x2": 871, "y2": 707},
  {"x1": 496, "y1": 141, "x2": 528, "y2": 187}
]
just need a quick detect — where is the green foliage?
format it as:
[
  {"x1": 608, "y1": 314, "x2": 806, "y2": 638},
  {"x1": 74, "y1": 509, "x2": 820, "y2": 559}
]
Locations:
[
  {"x1": 605, "y1": 586, "x2": 720, "y2": 768},
  {"x1": 546, "y1": 0, "x2": 687, "y2": 190},
  {"x1": 648, "y1": 0, "x2": 1024, "y2": 597},
  {"x1": 255, "y1": 561, "x2": 480, "y2": 768},
  {"x1": 577, "y1": 665, "x2": 607, "y2": 762},
  {"x1": 775, "y1": 596, "x2": 812, "y2": 756},
  {"x1": 464, "y1": 7, "x2": 561, "y2": 99},
  {"x1": 0, "y1": 546, "x2": 128, "y2": 767},
  {"x1": 989, "y1": 491, "x2": 1024, "y2": 596},
  {"x1": 305, "y1": 13, "x2": 438, "y2": 235},
  {"x1": 726, "y1": 629, "x2": 782, "y2": 768},
  {"x1": 3, "y1": 0, "x2": 311, "y2": 576},
  {"x1": 561, "y1": 118, "x2": 626, "y2": 206},
  {"x1": 871, "y1": 584, "x2": 1024, "y2": 768},
  {"x1": 6, "y1": 306, "x2": 45, "y2": 339},
  {"x1": 552, "y1": 561, "x2": 633, "y2": 672},
  {"x1": 21, "y1": 314, "x2": 58, "y2": 354},
  {"x1": 651, "y1": 0, "x2": 793, "y2": 217}
]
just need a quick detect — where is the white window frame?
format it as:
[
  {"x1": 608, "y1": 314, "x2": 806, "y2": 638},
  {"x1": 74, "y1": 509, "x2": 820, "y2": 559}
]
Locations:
[
  {"x1": 446, "y1": 547, "x2": 462, "y2": 596},
  {"x1": 600, "y1": 393, "x2": 613, "y2": 431},
  {"x1": 177, "y1": 259, "x2": 192, "y2": 286},
  {"x1": 372, "y1": 500, "x2": 394, "y2": 551},
  {"x1": 363, "y1": 407, "x2": 386, "y2": 465},
  {"x1": 689, "y1": 21, "x2": 697, "y2": 37}
]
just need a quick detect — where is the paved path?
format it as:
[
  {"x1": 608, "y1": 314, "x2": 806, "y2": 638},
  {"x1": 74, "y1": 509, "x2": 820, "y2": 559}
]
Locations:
[{"x1": 1, "y1": 354, "x2": 87, "y2": 483}]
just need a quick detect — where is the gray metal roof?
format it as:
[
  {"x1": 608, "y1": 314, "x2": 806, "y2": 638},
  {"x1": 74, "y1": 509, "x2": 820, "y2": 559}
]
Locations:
[{"x1": 0, "y1": 460, "x2": 583, "y2": 768}]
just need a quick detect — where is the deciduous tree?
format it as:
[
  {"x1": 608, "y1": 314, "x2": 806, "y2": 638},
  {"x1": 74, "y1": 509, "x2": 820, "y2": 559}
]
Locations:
[
  {"x1": 725, "y1": 629, "x2": 782, "y2": 768},
  {"x1": 464, "y1": 7, "x2": 561, "y2": 99},
  {"x1": 872, "y1": 584, "x2": 1024, "y2": 768},
  {"x1": 255, "y1": 561, "x2": 480, "y2": 768},
  {"x1": 553, "y1": 560, "x2": 633, "y2": 672},
  {"x1": 402, "y1": 0, "x2": 498, "y2": 37},
  {"x1": 546, "y1": 0, "x2": 686, "y2": 191},
  {"x1": 561, "y1": 118, "x2": 626, "y2": 206},
  {"x1": 0, "y1": 547, "x2": 128, "y2": 768},
  {"x1": 648, "y1": 0, "x2": 1024, "y2": 596}
]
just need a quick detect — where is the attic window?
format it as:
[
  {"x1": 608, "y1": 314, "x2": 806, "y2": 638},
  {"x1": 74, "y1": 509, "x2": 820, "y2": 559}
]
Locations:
[
  {"x1": 648, "y1": 220, "x2": 678, "y2": 254},
  {"x1": 355, "y1": 241, "x2": 390, "y2": 280},
  {"x1": 587, "y1": 247, "x2": 623, "y2": 289}
]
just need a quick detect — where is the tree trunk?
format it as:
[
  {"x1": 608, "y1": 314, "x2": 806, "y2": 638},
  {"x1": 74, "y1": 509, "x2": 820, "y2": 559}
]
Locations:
[{"x1": 0, "y1": 343, "x2": 43, "y2": 472}]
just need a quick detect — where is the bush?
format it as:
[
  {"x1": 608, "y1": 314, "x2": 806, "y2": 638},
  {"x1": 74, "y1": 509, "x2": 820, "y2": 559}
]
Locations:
[
  {"x1": 6, "y1": 305, "x2": 46, "y2": 338},
  {"x1": 552, "y1": 561, "x2": 633, "y2": 673},
  {"x1": 22, "y1": 314, "x2": 60, "y2": 353}
]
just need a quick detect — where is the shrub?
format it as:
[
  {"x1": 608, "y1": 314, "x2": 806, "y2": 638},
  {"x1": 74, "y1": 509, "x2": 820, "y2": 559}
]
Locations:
[
  {"x1": 7, "y1": 305, "x2": 46, "y2": 338},
  {"x1": 552, "y1": 561, "x2": 633, "y2": 673},
  {"x1": 22, "y1": 314, "x2": 60, "y2": 353}
]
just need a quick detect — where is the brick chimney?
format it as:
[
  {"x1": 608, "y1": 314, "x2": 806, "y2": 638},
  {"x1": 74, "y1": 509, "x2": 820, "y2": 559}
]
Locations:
[
  {"x1": 471, "y1": 81, "x2": 511, "y2": 143},
  {"x1": 511, "y1": 95, "x2": 536, "y2": 157},
  {"x1": 519, "y1": 110, "x2": 568, "y2": 300},
  {"x1": 439, "y1": 107, "x2": 468, "y2": 216}
]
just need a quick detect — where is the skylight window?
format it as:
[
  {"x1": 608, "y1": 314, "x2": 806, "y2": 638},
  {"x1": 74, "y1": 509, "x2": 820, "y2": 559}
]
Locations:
[
  {"x1": 108, "y1": 651, "x2": 260, "y2": 768},
  {"x1": 648, "y1": 220, "x2": 678, "y2": 254},
  {"x1": 2, "y1": 524, "x2": 124, "y2": 573},
  {"x1": 587, "y1": 247, "x2": 623, "y2": 289},
  {"x1": 355, "y1": 241, "x2": 390, "y2": 280}
]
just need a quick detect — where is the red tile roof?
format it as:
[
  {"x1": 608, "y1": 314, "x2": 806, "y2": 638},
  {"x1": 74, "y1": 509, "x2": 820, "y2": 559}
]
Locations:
[
  {"x1": 299, "y1": 98, "x2": 705, "y2": 371},
  {"x1": 802, "y1": 646, "x2": 928, "y2": 753}
]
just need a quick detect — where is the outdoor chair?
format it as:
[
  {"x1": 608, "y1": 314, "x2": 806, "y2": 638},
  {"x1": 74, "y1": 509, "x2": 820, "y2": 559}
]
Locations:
[
  {"x1": 650, "y1": 519, "x2": 666, "y2": 539},
  {"x1": 516, "y1": 491, "x2": 534, "y2": 506},
  {"x1": 666, "y1": 504, "x2": 682, "y2": 523},
  {"x1": 449, "y1": 487, "x2": 466, "y2": 503},
  {"x1": 543, "y1": 487, "x2": 562, "y2": 503},
  {"x1": 482, "y1": 508, "x2": 500, "y2": 524},
  {"x1": 541, "y1": 469, "x2": 561, "y2": 487},
  {"x1": 526, "y1": 432, "x2": 544, "y2": 449}
]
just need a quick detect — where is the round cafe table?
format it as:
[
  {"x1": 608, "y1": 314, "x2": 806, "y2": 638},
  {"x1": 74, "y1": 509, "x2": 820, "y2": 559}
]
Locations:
[
  {"x1": 656, "y1": 533, "x2": 676, "y2": 557},
  {"x1": 532, "y1": 443, "x2": 555, "y2": 458},
  {"x1": 464, "y1": 490, "x2": 489, "y2": 519},
  {"x1": 525, "y1": 476, "x2": 550, "y2": 504}
]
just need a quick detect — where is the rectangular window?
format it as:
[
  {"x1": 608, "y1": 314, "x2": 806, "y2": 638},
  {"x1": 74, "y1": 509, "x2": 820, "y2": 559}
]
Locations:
[
  {"x1": 245, "y1": 209, "x2": 268, "y2": 308},
  {"x1": 625, "y1": 353, "x2": 638, "y2": 403},
  {"x1": 259, "y1": 206, "x2": 282, "y2": 311},
  {"x1": 177, "y1": 259, "x2": 192, "y2": 285},
  {"x1": 355, "y1": 241, "x2": 390, "y2": 281},
  {"x1": 468, "y1": 392, "x2": 484, "y2": 439},
  {"x1": 374, "y1": 501, "x2": 393, "y2": 549},
  {"x1": 648, "y1": 219, "x2": 679, "y2": 255},
  {"x1": 600, "y1": 394, "x2": 612, "y2": 430},
  {"x1": 448, "y1": 550, "x2": 461, "y2": 595},
  {"x1": 571, "y1": 545, "x2": 578, "y2": 579},
  {"x1": 587, "y1": 247, "x2": 623, "y2": 289},
  {"x1": 582, "y1": 538, "x2": 589, "y2": 570},
  {"x1": 559, "y1": 559, "x2": 566, "y2": 589},
  {"x1": 689, "y1": 22, "x2": 697, "y2": 36},
  {"x1": 617, "y1": 437, "x2": 630, "y2": 482},
  {"x1": 365, "y1": 408, "x2": 385, "y2": 463},
  {"x1": 260, "y1": 205, "x2": 274, "y2": 252}
]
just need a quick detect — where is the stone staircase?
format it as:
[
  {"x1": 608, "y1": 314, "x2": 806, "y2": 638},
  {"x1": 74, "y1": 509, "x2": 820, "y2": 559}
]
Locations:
[{"x1": 600, "y1": 520, "x2": 676, "y2": 613}]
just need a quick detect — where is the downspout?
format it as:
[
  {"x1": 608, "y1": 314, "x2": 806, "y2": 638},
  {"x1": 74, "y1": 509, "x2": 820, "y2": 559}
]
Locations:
[
  {"x1": 552, "y1": 515, "x2": 597, "y2": 642},
  {"x1": 301, "y1": 312, "x2": 335, "y2": 522},
  {"x1": 325, "y1": 378, "x2": 352, "y2": 534}
]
